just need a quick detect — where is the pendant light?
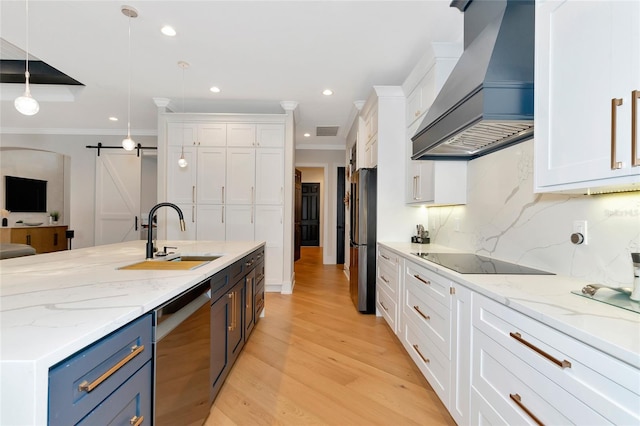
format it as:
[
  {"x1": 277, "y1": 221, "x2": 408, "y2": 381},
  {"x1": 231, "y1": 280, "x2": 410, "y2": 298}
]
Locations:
[
  {"x1": 14, "y1": 0, "x2": 39, "y2": 116},
  {"x1": 121, "y1": 5, "x2": 138, "y2": 151},
  {"x1": 178, "y1": 61, "x2": 189, "y2": 168}
]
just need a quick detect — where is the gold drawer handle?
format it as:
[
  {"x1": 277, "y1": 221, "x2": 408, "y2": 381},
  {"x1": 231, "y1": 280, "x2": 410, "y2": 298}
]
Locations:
[
  {"x1": 412, "y1": 344, "x2": 429, "y2": 364},
  {"x1": 413, "y1": 305, "x2": 430, "y2": 321},
  {"x1": 509, "y1": 332, "x2": 571, "y2": 369},
  {"x1": 413, "y1": 274, "x2": 430, "y2": 285},
  {"x1": 78, "y1": 345, "x2": 145, "y2": 393},
  {"x1": 380, "y1": 253, "x2": 390, "y2": 260},
  {"x1": 130, "y1": 415, "x2": 144, "y2": 426},
  {"x1": 632, "y1": 90, "x2": 639, "y2": 167},
  {"x1": 380, "y1": 301, "x2": 389, "y2": 312},
  {"x1": 611, "y1": 98, "x2": 624, "y2": 169},
  {"x1": 510, "y1": 393, "x2": 544, "y2": 426},
  {"x1": 381, "y1": 275, "x2": 389, "y2": 284}
]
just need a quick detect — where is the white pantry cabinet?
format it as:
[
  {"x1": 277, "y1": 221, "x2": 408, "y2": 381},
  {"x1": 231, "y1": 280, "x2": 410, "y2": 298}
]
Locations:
[
  {"x1": 162, "y1": 115, "x2": 287, "y2": 290},
  {"x1": 535, "y1": 0, "x2": 640, "y2": 193}
]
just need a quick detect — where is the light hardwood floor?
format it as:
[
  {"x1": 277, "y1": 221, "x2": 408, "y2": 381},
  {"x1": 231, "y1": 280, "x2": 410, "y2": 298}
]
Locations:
[{"x1": 206, "y1": 247, "x2": 455, "y2": 426}]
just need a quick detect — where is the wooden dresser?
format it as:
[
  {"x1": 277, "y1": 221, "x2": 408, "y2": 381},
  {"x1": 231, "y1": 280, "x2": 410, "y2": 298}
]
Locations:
[{"x1": 0, "y1": 225, "x2": 68, "y2": 254}]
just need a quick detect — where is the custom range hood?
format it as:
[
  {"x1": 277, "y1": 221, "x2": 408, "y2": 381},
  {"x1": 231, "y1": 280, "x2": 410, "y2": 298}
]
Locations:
[{"x1": 412, "y1": 0, "x2": 534, "y2": 160}]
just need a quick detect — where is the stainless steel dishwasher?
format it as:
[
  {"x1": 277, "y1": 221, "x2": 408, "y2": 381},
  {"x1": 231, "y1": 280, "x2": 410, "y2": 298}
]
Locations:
[{"x1": 154, "y1": 279, "x2": 211, "y2": 425}]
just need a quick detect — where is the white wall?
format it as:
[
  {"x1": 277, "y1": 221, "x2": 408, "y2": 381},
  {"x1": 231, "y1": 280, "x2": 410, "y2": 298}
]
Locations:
[
  {"x1": 296, "y1": 149, "x2": 345, "y2": 264},
  {"x1": 1, "y1": 149, "x2": 66, "y2": 224},
  {"x1": 426, "y1": 139, "x2": 640, "y2": 287},
  {"x1": 0, "y1": 134, "x2": 157, "y2": 249}
]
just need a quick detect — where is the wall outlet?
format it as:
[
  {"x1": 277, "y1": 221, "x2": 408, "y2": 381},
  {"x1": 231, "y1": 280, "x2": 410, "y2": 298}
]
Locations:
[
  {"x1": 573, "y1": 220, "x2": 588, "y2": 245},
  {"x1": 454, "y1": 217, "x2": 460, "y2": 232}
]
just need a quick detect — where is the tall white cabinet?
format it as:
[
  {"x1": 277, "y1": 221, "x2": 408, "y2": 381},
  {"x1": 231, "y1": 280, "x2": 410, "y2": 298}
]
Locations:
[
  {"x1": 535, "y1": 0, "x2": 640, "y2": 193},
  {"x1": 159, "y1": 115, "x2": 288, "y2": 289}
]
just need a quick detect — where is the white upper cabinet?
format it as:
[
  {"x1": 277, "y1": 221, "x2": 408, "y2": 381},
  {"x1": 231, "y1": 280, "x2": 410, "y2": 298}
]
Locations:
[
  {"x1": 535, "y1": 0, "x2": 640, "y2": 193},
  {"x1": 226, "y1": 148, "x2": 255, "y2": 204},
  {"x1": 167, "y1": 122, "x2": 226, "y2": 146},
  {"x1": 407, "y1": 160, "x2": 467, "y2": 206},
  {"x1": 196, "y1": 148, "x2": 226, "y2": 204},
  {"x1": 227, "y1": 124, "x2": 256, "y2": 147},
  {"x1": 167, "y1": 146, "x2": 197, "y2": 204},
  {"x1": 255, "y1": 149, "x2": 284, "y2": 205},
  {"x1": 256, "y1": 124, "x2": 285, "y2": 147}
]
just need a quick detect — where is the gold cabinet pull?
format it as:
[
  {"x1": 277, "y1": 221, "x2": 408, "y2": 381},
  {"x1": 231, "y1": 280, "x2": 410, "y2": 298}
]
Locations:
[
  {"x1": 611, "y1": 98, "x2": 624, "y2": 169},
  {"x1": 380, "y1": 275, "x2": 389, "y2": 284},
  {"x1": 413, "y1": 305, "x2": 430, "y2": 321},
  {"x1": 412, "y1": 344, "x2": 429, "y2": 364},
  {"x1": 380, "y1": 253, "x2": 390, "y2": 261},
  {"x1": 380, "y1": 301, "x2": 388, "y2": 312},
  {"x1": 510, "y1": 332, "x2": 571, "y2": 369},
  {"x1": 413, "y1": 274, "x2": 430, "y2": 285},
  {"x1": 130, "y1": 415, "x2": 144, "y2": 426},
  {"x1": 632, "y1": 90, "x2": 639, "y2": 167},
  {"x1": 192, "y1": 185, "x2": 196, "y2": 203},
  {"x1": 510, "y1": 393, "x2": 544, "y2": 426},
  {"x1": 78, "y1": 345, "x2": 145, "y2": 393},
  {"x1": 222, "y1": 186, "x2": 225, "y2": 203},
  {"x1": 227, "y1": 293, "x2": 234, "y2": 331}
]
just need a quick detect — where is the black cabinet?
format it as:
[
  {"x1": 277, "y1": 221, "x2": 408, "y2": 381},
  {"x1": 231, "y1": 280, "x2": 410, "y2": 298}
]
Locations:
[{"x1": 210, "y1": 246, "x2": 264, "y2": 402}]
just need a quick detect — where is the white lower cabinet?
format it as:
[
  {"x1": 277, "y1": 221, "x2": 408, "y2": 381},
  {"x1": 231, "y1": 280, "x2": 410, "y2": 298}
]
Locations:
[
  {"x1": 471, "y1": 293, "x2": 640, "y2": 426},
  {"x1": 379, "y1": 245, "x2": 638, "y2": 426},
  {"x1": 376, "y1": 246, "x2": 401, "y2": 333}
]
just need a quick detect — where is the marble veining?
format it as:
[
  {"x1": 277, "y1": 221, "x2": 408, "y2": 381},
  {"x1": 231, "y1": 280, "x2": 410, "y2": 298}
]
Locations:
[{"x1": 425, "y1": 139, "x2": 640, "y2": 287}]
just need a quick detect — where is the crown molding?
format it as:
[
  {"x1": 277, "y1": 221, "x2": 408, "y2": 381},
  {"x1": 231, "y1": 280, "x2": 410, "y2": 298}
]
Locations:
[{"x1": 0, "y1": 127, "x2": 158, "y2": 136}]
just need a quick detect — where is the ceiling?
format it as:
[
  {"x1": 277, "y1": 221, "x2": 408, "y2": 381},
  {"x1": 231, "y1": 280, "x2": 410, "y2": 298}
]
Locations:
[{"x1": 0, "y1": 1, "x2": 463, "y2": 149}]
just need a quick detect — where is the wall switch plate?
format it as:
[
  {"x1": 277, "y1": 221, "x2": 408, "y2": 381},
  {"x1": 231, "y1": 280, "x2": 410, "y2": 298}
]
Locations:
[{"x1": 573, "y1": 220, "x2": 588, "y2": 245}]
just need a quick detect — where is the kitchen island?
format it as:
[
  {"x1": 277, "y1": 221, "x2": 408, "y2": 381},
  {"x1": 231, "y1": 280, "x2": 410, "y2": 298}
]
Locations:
[{"x1": 0, "y1": 239, "x2": 264, "y2": 426}]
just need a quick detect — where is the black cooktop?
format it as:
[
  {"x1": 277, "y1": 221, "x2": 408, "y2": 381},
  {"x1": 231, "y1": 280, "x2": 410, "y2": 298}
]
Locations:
[{"x1": 411, "y1": 253, "x2": 554, "y2": 275}]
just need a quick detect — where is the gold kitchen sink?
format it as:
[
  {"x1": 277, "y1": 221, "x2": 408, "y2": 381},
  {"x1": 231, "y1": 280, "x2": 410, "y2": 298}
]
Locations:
[{"x1": 118, "y1": 260, "x2": 210, "y2": 271}]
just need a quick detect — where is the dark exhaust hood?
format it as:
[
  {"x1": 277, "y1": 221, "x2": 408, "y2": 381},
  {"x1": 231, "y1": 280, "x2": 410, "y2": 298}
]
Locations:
[{"x1": 412, "y1": 0, "x2": 534, "y2": 161}]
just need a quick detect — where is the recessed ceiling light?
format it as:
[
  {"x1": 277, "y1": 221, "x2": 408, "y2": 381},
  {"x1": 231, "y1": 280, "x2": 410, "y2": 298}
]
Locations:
[
  {"x1": 303, "y1": 133, "x2": 310, "y2": 137},
  {"x1": 109, "y1": 116, "x2": 118, "y2": 121},
  {"x1": 322, "y1": 89, "x2": 333, "y2": 96},
  {"x1": 161, "y1": 25, "x2": 176, "y2": 37},
  {"x1": 210, "y1": 86, "x2": 221, "y2": 93}
]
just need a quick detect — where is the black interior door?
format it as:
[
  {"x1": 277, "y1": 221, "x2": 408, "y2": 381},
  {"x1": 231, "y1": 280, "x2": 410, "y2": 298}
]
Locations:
[
  {"x1": 301, "y1": 183, "x2": 320, "y2": 246},
  {"x1": 336, "y1": 167, "x2": 345, "y2": 264},
  {"x1": 294, "y1": 169, "x2": 302, "y2": 261}
]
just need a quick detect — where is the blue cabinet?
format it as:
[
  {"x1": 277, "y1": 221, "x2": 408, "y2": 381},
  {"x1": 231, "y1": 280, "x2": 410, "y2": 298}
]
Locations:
[{"x1": 48, "y1": 314, "x2": 152, "y2": 425}]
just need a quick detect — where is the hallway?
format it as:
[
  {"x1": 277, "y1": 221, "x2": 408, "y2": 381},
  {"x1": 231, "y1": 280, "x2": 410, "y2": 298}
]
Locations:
[{"x1": 206, "y1": 247, "x2": 455, "y2": 425}]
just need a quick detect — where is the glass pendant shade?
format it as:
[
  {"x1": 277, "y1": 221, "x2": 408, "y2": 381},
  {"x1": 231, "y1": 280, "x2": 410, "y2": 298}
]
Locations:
[
  {"x1": 178, "y1": 153, "x2": 188, "y2": 168},
  {"x1": 15, "y1": 76, "x2": 39, "y2": 116},
  {"x1": 122, "y1": 137, "x2": 136, "y2": 151}
]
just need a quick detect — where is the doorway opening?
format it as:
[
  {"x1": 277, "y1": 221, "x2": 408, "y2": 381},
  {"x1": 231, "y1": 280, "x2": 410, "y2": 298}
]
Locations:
[{"x1": 301, "y1": 182, "x2": 320, "y2": 246}]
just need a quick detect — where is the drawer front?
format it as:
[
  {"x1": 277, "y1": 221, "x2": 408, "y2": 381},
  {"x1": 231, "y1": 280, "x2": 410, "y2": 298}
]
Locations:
[
  {"x1": 377, "y1": 260, "x2": 399, "y2": 297},
  {"x1": 376, "y1": 284, "x2": 397, "y2": 332},
  {"x1": 474, "y1": 294, "x2": 640, "y2": 425},
  {"x1": 472, "y1": 329, "x2": 608, "y2": 425},
  {"x1": 403, "y1": 320, "x2": 449, "y2": 406},
  {"x1": 405, "y1": 260, "x2": 451, "y2": 308},
  {"x1": 77, "y1": 361, "x2": 152, "y2": 426},
  {"x1": 377, "y1": 246, "x2": 399, "y2": 273},
  {"x1": 404, "y1": 278, "x2": 451, "y2": 358},
  {"x1": 48, "y1": 314, "x2": 153, "y2": 426}
]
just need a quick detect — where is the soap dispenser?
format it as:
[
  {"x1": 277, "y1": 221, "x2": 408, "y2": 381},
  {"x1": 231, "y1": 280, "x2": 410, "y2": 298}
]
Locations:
[{"x1": 631, "y1": 253, "x2": 640, "y2": 301}]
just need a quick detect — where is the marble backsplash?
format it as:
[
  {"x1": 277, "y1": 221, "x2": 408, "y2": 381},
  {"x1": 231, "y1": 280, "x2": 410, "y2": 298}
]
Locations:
[{"x1": 426, "y1": 139, "x2": 640, "y2": 287}]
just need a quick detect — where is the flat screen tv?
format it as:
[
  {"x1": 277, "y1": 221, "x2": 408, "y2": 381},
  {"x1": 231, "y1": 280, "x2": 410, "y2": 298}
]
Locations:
[{"x1": 5, "y1": 176, "x2": 47, "y2": 213}]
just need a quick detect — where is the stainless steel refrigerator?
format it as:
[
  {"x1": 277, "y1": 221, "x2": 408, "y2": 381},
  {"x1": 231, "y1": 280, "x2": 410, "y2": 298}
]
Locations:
[{"x1": 349, "y1": 168, "x2": 376, "y2": 313}]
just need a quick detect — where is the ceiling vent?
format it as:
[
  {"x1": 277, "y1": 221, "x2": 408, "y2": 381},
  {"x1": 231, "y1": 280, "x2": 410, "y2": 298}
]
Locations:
[{"x1": 316, "y1": 126, "x2": 339, "y2": 137}]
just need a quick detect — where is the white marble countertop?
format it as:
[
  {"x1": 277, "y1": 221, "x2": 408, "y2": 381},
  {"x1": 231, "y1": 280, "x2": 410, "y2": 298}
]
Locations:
[
  {"x1": 0, "y1": 239, "x2": 264, "y2": 426},
  {"x1": 380, "y1": 242, "x2": 640, "y2": 369}
]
